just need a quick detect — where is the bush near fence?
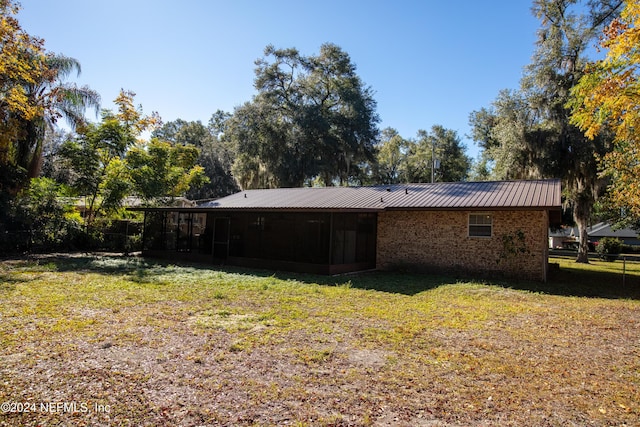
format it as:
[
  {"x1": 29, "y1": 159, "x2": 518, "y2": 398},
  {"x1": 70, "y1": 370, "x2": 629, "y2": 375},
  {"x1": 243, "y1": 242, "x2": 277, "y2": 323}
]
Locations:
[{"x1": 0, "y1": 221, "x2": 142, "y2": 255}]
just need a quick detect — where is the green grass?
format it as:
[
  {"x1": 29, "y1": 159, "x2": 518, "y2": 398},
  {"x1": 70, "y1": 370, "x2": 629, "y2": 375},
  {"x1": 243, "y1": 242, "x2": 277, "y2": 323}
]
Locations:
[{"x1": 0, "y1": 254, "x2": 638, "y2": 426}]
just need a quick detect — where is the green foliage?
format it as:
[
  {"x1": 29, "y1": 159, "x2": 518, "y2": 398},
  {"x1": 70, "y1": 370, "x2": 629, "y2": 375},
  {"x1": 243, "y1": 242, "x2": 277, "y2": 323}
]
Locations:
[
  {"x1": 127, "y1": 138, "x2": 208, "y2": 204},
  {"x1": 569, "y1": 1, "x2": 640, "y2": 220},
  {"x1": 596, "y1": 237, "x2": 622, "y2": 260},
  {"x1": 0, "y1": 177, "x2": 82, "y2": 252},
  {"x1": 405, "y1": 125, "x2": 470, "y2": 183},
  {"x1": 101, "y1": 157, "x2": 131, "y2": 213},
  {"x1": 227, "y1": 43, "x2": 379, "y2": 188},
  {"x1": 60, "y1": 91, "x2": 206, "y2": 223},
  {"x1": 372, "y1": 128, "x2": 410, "y2": 184},
  {"x1": 5, "y1": 54, "x2": 100, "y2": 190},
  {"x1": 49, "y1": 92, "x2": 203, "y2": 251},
  {"x1": 469, "y1": 90, "x2": 540, "y2": 180},
  {"x1": 468, "y1": 153, "x2": 492, "y2": 181},
  {"x1": 152, "y1": 116, "x2": 238, "y2": 199},
  {"x1": 59, "y1": 112, "x2": 134, "y2": 226},
  {"x1": 372, "y1": 126, "x2": 470, "y2": 185},
  {"x1": 0, "y1": 0, "x2": 45, "y2": 195},
  {"x1": 469, "y1": 0, "x2": 623, "y2": 263},
  {"x1": 498, "y1": 229, "x2": 530, "y2": 265},
  {"x1": 0, "y1": 1, "x2": 99, "y2": 197}
]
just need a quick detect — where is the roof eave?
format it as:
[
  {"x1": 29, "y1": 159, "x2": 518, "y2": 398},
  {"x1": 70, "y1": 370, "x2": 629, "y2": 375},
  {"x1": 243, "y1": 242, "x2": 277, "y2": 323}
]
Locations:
[{"x1": 129, "y1": 205, "x2": 562, "y2": 213}]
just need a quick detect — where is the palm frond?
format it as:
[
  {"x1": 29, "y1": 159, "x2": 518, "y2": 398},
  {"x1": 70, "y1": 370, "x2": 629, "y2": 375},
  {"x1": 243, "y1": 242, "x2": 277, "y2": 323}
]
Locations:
[
  {"x1": 54, "y1": 84, "x2": 101, "y2": 128},
  {"x1": 45, "y1": 54, "x2": 82, "y2": 81}
]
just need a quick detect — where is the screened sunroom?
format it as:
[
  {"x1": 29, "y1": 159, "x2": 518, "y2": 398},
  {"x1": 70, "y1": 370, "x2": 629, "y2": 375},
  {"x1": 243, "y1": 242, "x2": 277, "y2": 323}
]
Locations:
[{"x1": 138, "y1": 208, "x2": 377, "y2": 274}]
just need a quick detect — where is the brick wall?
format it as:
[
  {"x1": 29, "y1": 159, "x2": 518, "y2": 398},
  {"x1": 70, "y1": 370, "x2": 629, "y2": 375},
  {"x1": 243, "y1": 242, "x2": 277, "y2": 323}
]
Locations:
[{"x1": 376, "y1": 209, "x2": 549, "y2": 281}]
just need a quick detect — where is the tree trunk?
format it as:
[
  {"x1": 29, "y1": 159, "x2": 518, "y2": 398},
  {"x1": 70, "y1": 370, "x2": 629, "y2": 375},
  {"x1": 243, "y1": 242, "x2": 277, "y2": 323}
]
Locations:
[
  {"x1": 573, "y1": 191, "x2": 592, "y2": 264},
  {"x1": 575, "y1": 217, "x2": 590, "y2": 263},
  {"x1": 24, "y1": 119, "x2": 46, "y2": 180}
]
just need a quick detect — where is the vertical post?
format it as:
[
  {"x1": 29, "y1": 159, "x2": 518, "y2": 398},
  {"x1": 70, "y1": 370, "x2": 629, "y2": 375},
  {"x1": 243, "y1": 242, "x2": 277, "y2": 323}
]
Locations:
[
  {"x1": 623, "y1": 256, "x2": 626, "y2": 288},
  {"x1": 431, "y1": 140, "x2": 435, "y2": 184},
  {"x1": 161, "y1": 212, "x2": 168, "y2": 250},
  {"x1": 125, "y1": 219, "x2": 130, "y2": 255},
  {"x1": 176, "y1": 212, "x2": 181, "y2": 252},
  {"x1": 543, "y1": 210, "x2": 549, "y2": 283},
  {"x1": 226, "y1": 218, "x2": 231, "y2": 259},
  {"x1": 141, "y1": 211, "x2": 147, "y2": 252},
  {"x1": 328, "y1": 212, "x2": 334, "y2": 265},
  {"x1": 211, "y1": 216, "x2": 217, "y2": 260},
  {"x1": 187, "y1": 213, "x2": 193, "y2": 252}
]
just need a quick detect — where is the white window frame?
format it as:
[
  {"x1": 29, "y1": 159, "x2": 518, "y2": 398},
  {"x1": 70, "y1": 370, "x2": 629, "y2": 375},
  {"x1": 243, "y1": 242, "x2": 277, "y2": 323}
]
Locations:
[{"x1": 468, "y1": 213, "x2": 493, "y2": 238}]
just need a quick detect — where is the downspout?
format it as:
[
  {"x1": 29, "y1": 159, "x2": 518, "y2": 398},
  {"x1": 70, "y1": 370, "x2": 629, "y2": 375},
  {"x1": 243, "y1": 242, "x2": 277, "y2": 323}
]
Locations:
[{"x1": 543, "y1": 209, "x2": 549, "y2": 283}]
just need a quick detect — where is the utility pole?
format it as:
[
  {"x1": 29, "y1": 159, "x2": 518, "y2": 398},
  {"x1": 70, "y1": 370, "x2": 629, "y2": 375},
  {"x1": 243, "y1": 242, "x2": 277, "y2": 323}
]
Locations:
[
  {"x1": 430, "y1": 139, "x2": 440, "y2": 183},
  {"x1": 431, "y1": 140, "x2": 435, "y2": 183}
]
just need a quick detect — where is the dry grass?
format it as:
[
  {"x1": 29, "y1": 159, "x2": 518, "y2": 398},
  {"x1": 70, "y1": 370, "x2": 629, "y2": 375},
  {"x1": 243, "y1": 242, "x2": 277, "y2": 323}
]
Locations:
[{"x1": 0, "y1": 254, "x2": 638, "y2": 426}]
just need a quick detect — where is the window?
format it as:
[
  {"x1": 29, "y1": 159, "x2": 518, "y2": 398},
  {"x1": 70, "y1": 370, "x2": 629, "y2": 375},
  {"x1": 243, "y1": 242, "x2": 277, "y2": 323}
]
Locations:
[{"x1": 469, "y1": 214, "x2": 492, "y2": 237}]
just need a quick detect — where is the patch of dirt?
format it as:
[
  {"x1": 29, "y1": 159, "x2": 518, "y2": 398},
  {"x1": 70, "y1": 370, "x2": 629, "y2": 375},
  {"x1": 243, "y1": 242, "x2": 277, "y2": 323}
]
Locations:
[{"x1": 347, "y1": 349, "x2": 392, "y2": 369}]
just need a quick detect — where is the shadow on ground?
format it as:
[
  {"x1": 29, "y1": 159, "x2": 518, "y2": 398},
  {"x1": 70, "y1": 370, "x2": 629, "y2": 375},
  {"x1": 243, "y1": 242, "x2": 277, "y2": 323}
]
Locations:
[
  {"x1": 3, "y1": 252, "x2": 639, "y2": 300},
  {"x1": 542, "y1": 260, "x2": 640, "y2": 299}
]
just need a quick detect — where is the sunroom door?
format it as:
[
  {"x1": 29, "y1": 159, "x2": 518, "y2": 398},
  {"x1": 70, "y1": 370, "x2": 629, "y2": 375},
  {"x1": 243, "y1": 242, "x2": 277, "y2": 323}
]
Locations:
[{"x1": 212, "y1": 217, "x2": 230, "y2": 260}]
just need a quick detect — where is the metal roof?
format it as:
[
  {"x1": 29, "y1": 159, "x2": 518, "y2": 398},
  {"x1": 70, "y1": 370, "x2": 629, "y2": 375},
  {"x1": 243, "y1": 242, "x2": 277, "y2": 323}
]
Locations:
[
  {"x1": 195, "y1": 179, "x2": 562, "y2": 211},
  {"x1": 587, "y1": 222, "x2": 639, "y2": 238}
]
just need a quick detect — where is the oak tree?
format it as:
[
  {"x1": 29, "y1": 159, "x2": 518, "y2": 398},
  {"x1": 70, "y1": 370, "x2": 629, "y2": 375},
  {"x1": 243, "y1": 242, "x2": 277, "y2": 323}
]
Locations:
[
  {"x1": 152, "y1": 114, "x2": 238, "y2": 199},
  {"x1": 470, "y1": 0, "x2": 623, "y2": 262},
  {"x1": 227, "y1": 43, "x2": 379, "y2": 188},
  {"x1": 372, "y1": 128, "x2": 410, "y2": 184}
]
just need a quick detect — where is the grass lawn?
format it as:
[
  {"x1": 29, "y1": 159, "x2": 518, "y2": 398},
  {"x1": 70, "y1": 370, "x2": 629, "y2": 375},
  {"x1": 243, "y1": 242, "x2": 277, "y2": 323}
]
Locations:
[{"x1": 0, "y1": 254, "x2": 638, "y2": 426}]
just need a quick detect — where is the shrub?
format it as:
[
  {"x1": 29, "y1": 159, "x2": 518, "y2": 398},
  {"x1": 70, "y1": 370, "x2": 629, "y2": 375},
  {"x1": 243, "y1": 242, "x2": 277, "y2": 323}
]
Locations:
[
  {"x1": 622, "y1": 244, "x2": 640, "y2": 254},
  {"x1": 2, "y1": 178, "x2": 82, "y2": 253},
  {"x1": 498, "y1": 229, "x2": 530, "y2": 264},
  {"x1": 596, "y1": 237, "x2": 623, "y2": 261}
]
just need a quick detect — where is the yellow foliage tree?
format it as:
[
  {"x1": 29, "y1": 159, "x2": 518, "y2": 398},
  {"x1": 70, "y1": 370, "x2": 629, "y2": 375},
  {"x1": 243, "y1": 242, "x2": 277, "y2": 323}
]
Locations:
[
  {"x1": 1, "y1": 0, "x2": 100, "y2": 196},
  {"x1": 570, "y1": 0, "x2": 640, "y2": 217},
  {"x1": 113, "y1": 89, "x2": 161, "y2": 136},
  {"x1": 0, "y1": 0, "x2": 45, "y2": 167}
]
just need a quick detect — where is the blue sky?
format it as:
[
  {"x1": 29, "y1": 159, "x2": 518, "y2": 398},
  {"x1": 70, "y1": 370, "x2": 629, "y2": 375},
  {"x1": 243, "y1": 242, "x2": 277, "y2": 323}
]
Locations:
[{"x1": 19, "y1": 0, "x2": 540, "y2": 159}]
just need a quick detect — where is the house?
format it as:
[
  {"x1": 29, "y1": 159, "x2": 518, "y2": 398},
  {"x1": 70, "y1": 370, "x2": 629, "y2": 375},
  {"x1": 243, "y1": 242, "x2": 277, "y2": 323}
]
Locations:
[
  {"x1": 587, "y1": 222, "x2": 640, "y2": 246},
  {"x1": 549, "y1": 226, "x2": 579, "y2": 249},
  {"x1": 548, "y1": 223, "x2": 640, "y2": 249},
  {"x1": 132, "y1": 179, "x2": 562, "y2": 282}
]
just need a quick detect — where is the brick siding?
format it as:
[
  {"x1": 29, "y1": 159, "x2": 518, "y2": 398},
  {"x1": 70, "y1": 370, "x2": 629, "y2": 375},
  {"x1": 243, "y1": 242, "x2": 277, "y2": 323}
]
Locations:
[{"x1": 377, "y1": 210, "x2": 549, "y2": 281}]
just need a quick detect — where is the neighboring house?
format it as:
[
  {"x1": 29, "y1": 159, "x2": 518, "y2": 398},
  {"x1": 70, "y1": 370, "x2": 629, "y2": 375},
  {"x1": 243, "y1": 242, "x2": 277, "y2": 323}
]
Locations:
[
  {"x1": 549, "y1": 226, "x2": 579, "y2": 249},
  {"x1": 132, "y1": 179, "x2": 562, "y2": 282},
  {"x1": 587, "y1": 222, "x2": 640, "y2": 246},
  {"x1": 549, "y1": 223, "x2": 640, "y2": 249}
]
